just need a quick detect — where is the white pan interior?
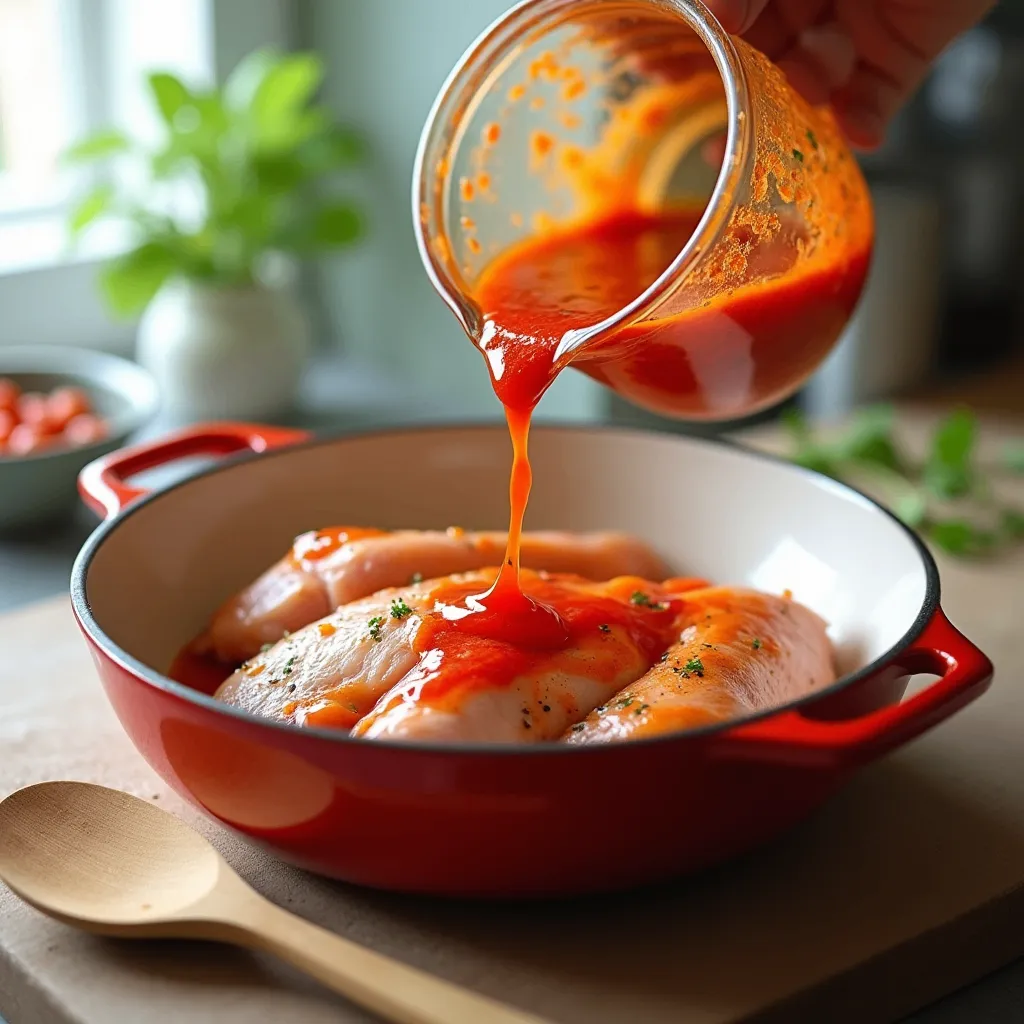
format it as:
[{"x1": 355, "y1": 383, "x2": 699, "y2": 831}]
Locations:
[{"x1": 80, "y1": 426, "x2": 932, "y2": 680}]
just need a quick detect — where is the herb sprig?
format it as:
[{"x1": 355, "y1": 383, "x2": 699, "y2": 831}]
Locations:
[{"x1": 782, "y1": 405, "x2": 1024, "y2": 557}]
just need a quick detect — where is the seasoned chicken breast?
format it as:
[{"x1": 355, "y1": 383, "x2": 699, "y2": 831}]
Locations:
[
  {"x1": 198, "y1": 528, "x2": 668, "y2": 665},
  {"x1": 215, "y1": 570, "x2": 688, "y2": 742},
  {"x1": 564, "y1": 587, "x2": 835, "y2": 744}
]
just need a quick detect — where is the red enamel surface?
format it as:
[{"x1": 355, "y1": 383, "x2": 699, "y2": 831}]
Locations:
[{"x1": 75, "y1": 602, "x2": 991, "y2": 896}]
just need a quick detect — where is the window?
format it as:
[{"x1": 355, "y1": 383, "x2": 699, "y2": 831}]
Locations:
[
  {"x1": 0, "y1": 0, "x2": 214, "y2": 273},
  {"x1": 0, "y1": 0, "x2": 73, "y2": 219},
  {"x1": 0, "y1": 0, "x2": 297, "y2": 352},
  {"x1": 0, "y1": 0, "x2": 219, "y2": 351}
]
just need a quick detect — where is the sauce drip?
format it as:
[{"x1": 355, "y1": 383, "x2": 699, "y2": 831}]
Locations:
[
  {"x1": 443, "y1": 406, "x2": 569, "y2": 649},
  {"x1": 459, "y1": 206, "x2": 869, "y2": 645},
  {"x1": 476, "y1": 209, "x2": 705, "y2": 411},
  {"x1": 460, "y1": 209, "x2": 703, "y2": 645}
]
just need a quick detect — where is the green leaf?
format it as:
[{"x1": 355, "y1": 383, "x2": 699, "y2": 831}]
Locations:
[
  {"x1": 837, "y1": 405, "x2": 902, "y2": 472},
  {"x1": 893, "y1": 490, "x2": 928, "y2": 529},
  {"x1": 99, "y1": 243, "x2": 178, "y2": 318},
  {"x1": 299, "y1": 124, "x2": 368, "y2": 172},
  {"x1": 308, "y1": 202, "x2": 364, "y2": 247},
  {"x1": 191, "y1": 93, "x2": 229, "y2": 136},
  {"x1": 69, "y1": 185, "x2": 114, "y2": 234},
  {"x1": 149, "y1": 72, "x2": 191, "y2": 125},
  {"x1": 224, "y1": 48, "x2": 278, "y2": 111},
  {"x1": 63, "y1": 129, "x2": 130, "y2": 163},
  {"x1": 250, "y1": 53, "x2": 324, "y2": 148},
  {"x1": 792, "y1": 449, "x2": 842, "y2": 479},
  {"x1": 220, "y1": 193, "x2": 275, "y2": 244},
  {"x1": 924, "y1": 409, "x2": 976, "y2": 499},
  {"x1": 253, "y1": 154, "x2": 308, "y2": 192},
  {"x1": 1001, "y1": 508, "x2": 1024, "y2": 539},
  {"x1": 780, "y1": 406, "x2": 810, "y2": 445},
  {"x1": 925, "y1": 518, "x2": 996, "y2": 557}
]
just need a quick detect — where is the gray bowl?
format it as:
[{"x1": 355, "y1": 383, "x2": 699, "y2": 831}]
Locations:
[{"x1": 0, "y1": 347, "x2": 159, "y2": 532}]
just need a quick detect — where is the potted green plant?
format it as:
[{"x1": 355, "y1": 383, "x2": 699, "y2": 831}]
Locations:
[{"x1": 66, "y1": 49, "x2": 367, "y2": 422}]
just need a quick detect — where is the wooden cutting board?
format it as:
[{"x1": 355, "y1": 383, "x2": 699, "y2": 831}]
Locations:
[{"x1": 1, "y1": 426, "x2": 1023, "y2": 1024}]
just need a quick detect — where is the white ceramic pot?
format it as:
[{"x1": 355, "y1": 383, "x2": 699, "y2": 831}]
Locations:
[{"x1": 136, "y1": 281, "x2": 311, "y2": 422}]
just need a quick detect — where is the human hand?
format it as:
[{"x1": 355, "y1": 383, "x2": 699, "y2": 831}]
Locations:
[{"x1": 704, "y1": 0, "x2": 996, "y2": 148}]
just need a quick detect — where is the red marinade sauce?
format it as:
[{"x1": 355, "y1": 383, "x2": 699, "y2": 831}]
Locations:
[
  {"x1": 289, "y1": 525, "x2": 387, "y2": 569},
  {"x1": 409, "y1": 572, "x2": 683, "y2": 704},
  {"x1": 168, "y1": 648, "x2": 234, "y2": 696}
]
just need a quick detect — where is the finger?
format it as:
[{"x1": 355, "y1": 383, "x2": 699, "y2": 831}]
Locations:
[
  {"x1": 744, "y1": 5, "x2": 797, "y2": 60},
  {"x1": 831, "y1": 65, "x2": 902, "y2": 149},
  {"x1": 703, "y1": 0, "x2": 772, "y2": 35},
  {"x1": 796, "y1": 22, "x2": 857, "y2": 90},
  {"x1": 776, "y1": 21, "x2": 857, "y2": 106}
]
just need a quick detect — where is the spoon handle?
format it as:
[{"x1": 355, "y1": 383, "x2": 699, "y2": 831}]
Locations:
[{"x1": 234, "y1": 898, "x2": 548, "y2": 1024}]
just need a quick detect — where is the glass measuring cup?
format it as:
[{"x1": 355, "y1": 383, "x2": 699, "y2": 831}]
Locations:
[{"x1": 414, "y1": 0, "x2": 874, "y2": 420}]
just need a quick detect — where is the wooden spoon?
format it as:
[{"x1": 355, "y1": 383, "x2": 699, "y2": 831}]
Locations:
[{"x1": 0, "y1": 781, "x2": 547, "y2": 1024}]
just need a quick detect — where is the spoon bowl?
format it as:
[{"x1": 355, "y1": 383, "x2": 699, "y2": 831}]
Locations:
[
  {"x1": 0, "y1": 781, "x2": 545, "y2": 1024},
  {"x1": 0, "y1": 781, "x2": 222, "y2": 930}
]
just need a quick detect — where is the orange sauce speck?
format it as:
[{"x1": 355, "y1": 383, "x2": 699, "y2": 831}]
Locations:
[
  {"x1": 318, "y1": 622, "x2": 336, "y2": 638},
  {"x1": 477, "y1": 172, "x2": 492, "y2": 192},
  {"x1": 561, "y1": 146, "x2": 584, "y2": 170},
  {"x1": 460, "y1": 177, "x2": 475, "y2": 202},
  {"x1": 562, "y1": 79, "x2": 586, "y2": 101},
  {"x1": 559, "y1": 111, "x2": 582, "y2": 129},
  {"x1": 460, "y1": 216, "x2": 476, "y2": 230},
  {"x1": 529, "y1": 51, "x2": 558, "y2": 81},
  {"x1": 508, "y1": 84, "x2": 526, "y2": 102},
  {"x1": 467, "y1": 237, "x2": 482, "y2": 254},
  {"x1": 530, "y1": 130, "x2": 555, "y2": 160},
  {"x1": 529, "y1": 96, "x2": 545, "y2": 111},
  {"x1": 483, "y1": 122, "x2": 501, "y2": 145}
]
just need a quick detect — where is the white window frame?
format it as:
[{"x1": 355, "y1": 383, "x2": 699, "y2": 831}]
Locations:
[{"x1": 0, "y1": 0, "x2": 295, "y2": 354}]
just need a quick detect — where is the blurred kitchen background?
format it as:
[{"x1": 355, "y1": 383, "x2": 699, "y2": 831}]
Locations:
[{"x1": 1, "y1": 0, "x2": 1023, "y2": 438}]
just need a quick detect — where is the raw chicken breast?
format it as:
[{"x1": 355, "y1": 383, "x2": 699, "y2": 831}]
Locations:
[
  {"x1": 214, "y1": 575, "x2": 443, "y2": 730},
  {"x1": 198, "y1": 527, "x2": 668, "y2": 664},
  {"x1": 564, "y1": 587, "x2": 835, "y2": 744}
]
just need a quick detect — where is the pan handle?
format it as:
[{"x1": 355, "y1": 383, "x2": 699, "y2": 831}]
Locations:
[
  {"x1": 79, "y1": 421, "x2": 310, "y2": 520},
  {"x1": 711, "y1": 608, "x2": 993, "y2": 769}
]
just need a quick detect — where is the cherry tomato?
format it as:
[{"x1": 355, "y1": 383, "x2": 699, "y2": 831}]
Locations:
[
  {"x1": 46, "y1": 386, "x2": 91, "y2": 431},
  {"x1": 0, "y1": 378, "x2": 19, "y2": 413},
  {"x1": 6, "y1": 423, "x2": 53, "y2": 456},
  {"x1": 16, "y1": 392, "x2": 57, "y2": 432},
  {"x1": 64, "y1": 413, "x2": 108, "y2": 446},
  {"x1": 0, "y1": 408, "x2": 17, "y2": 449}
]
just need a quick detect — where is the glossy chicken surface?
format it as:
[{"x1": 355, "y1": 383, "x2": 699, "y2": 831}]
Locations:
[
  {"x1": 202, "y1": 529, "x2": 836, "y2": 744},
  {"x1": 198, "y1": 527, "x2": 668, "y2": 664},
  {"x1": 215, "y1": 569, "x2": 686, "y2": 740},
  {"x1": 565, "y1": 588, "x2": 835, "y2": 743}
]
